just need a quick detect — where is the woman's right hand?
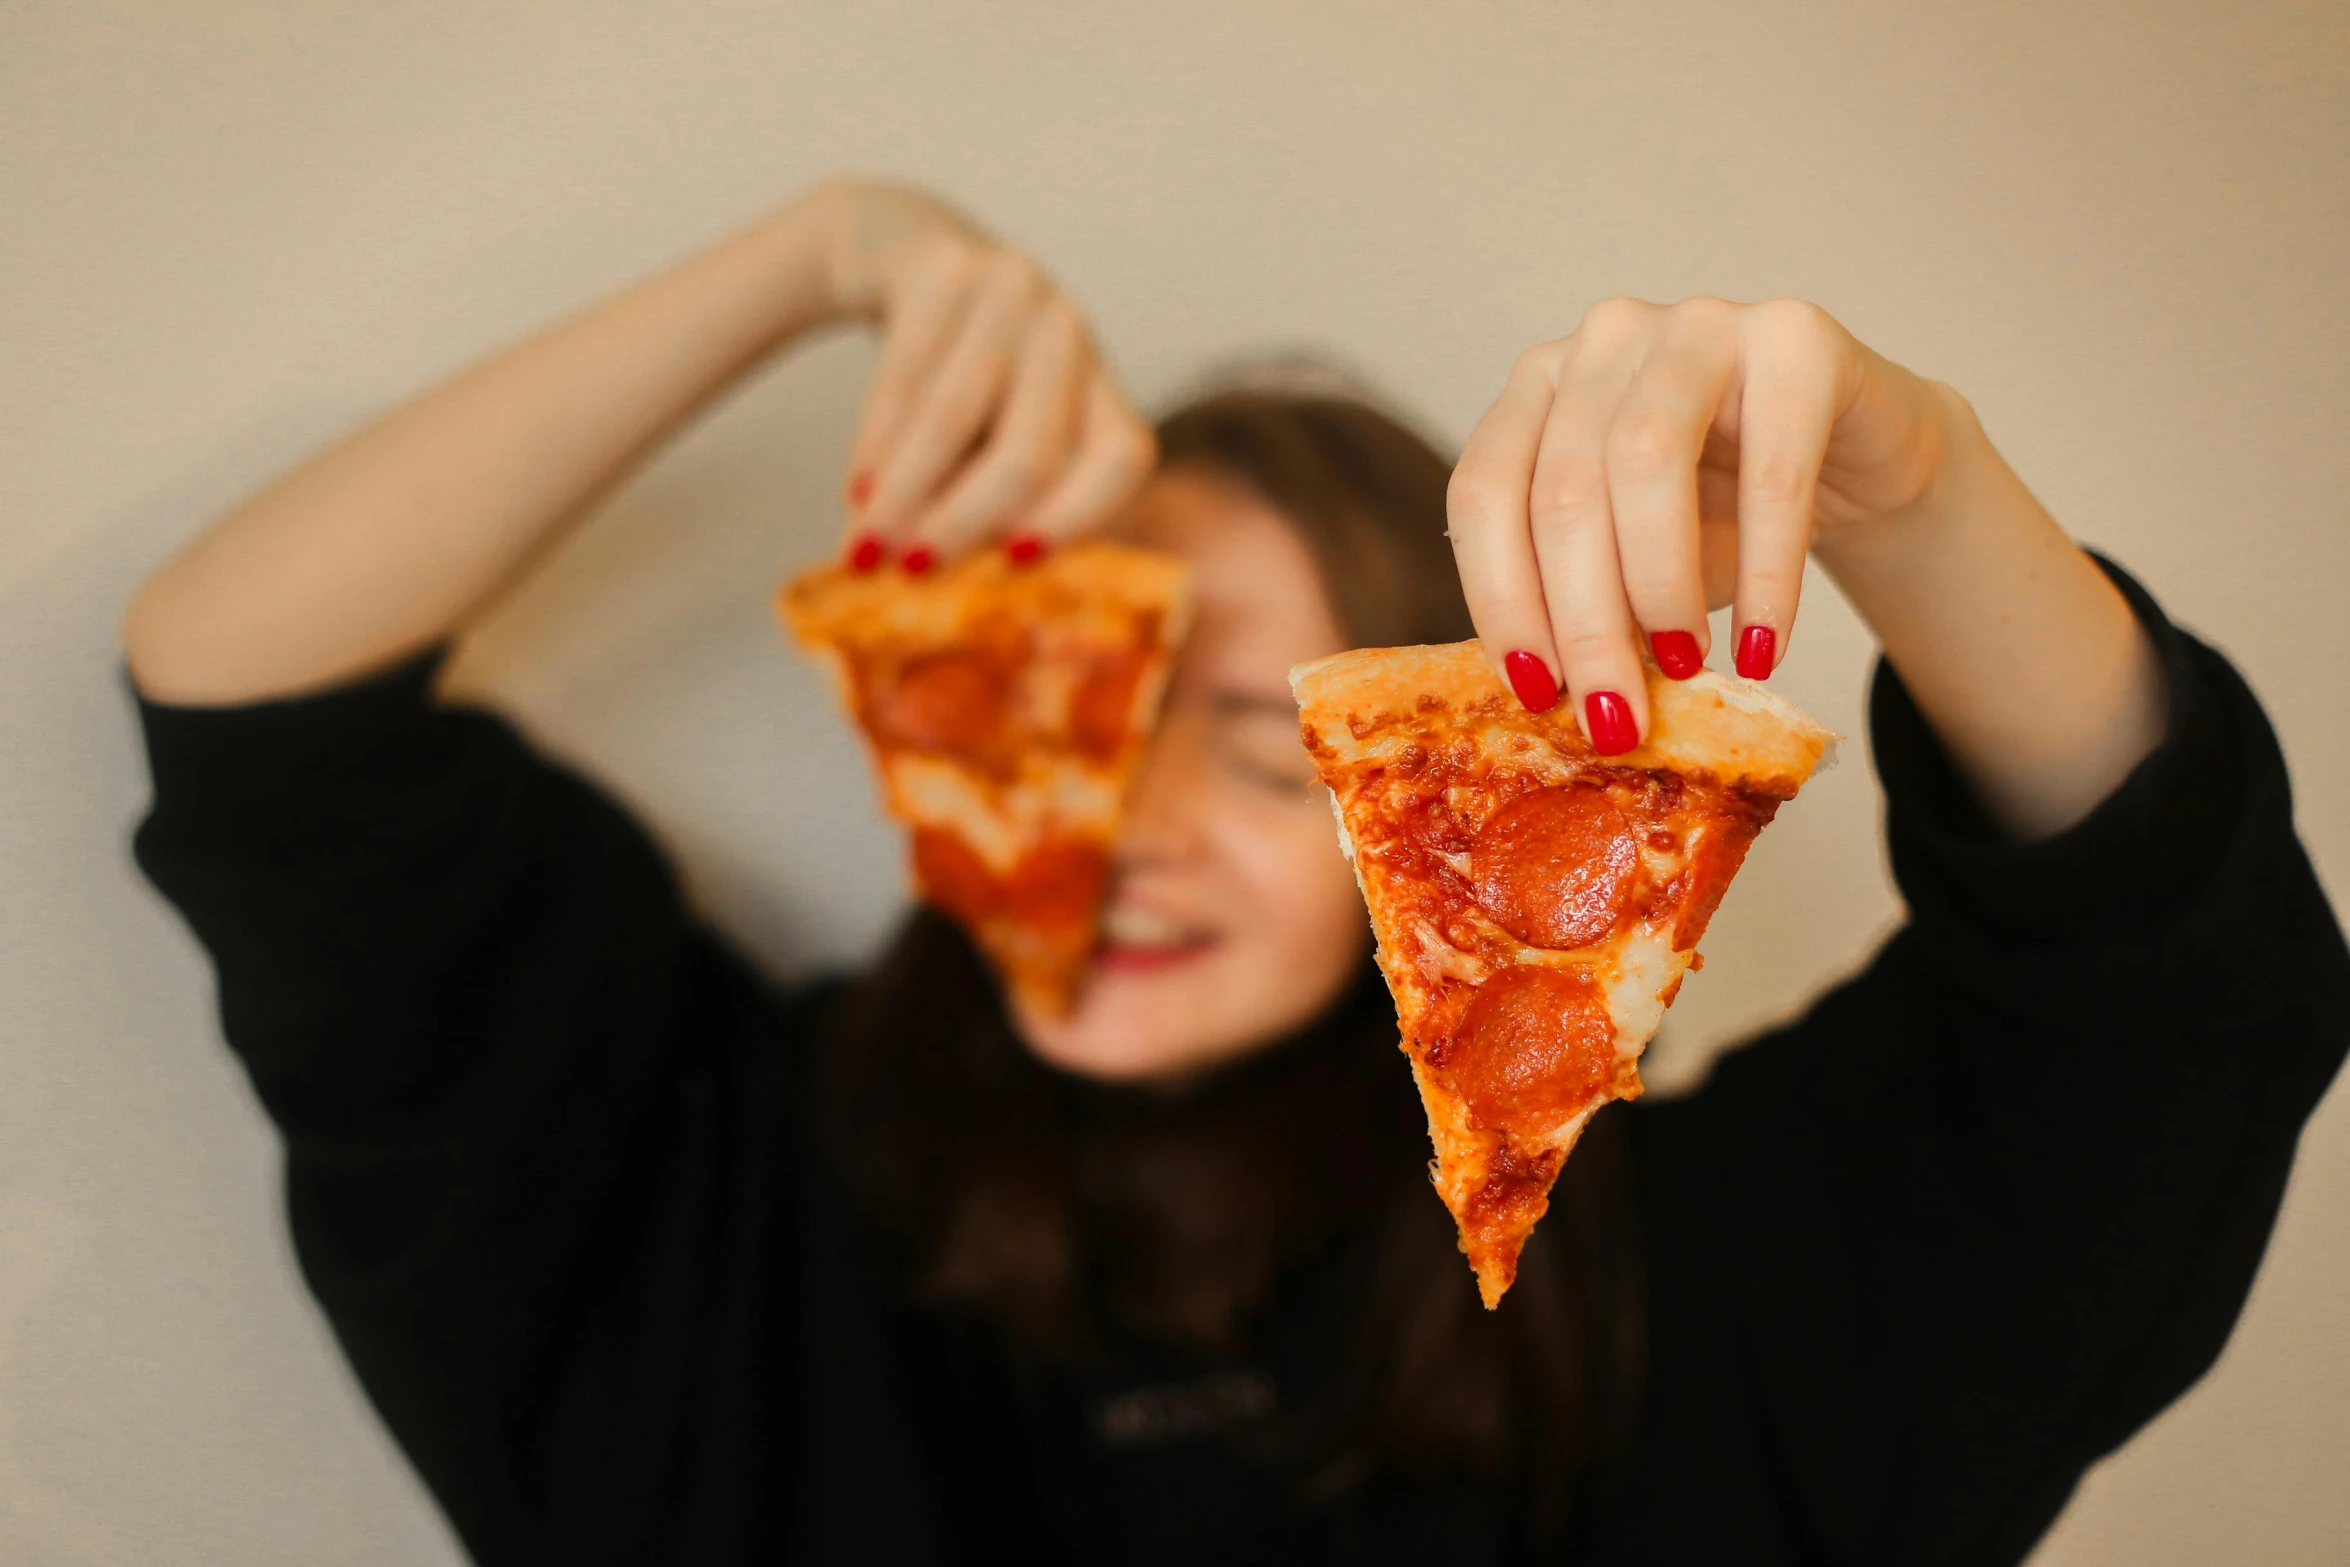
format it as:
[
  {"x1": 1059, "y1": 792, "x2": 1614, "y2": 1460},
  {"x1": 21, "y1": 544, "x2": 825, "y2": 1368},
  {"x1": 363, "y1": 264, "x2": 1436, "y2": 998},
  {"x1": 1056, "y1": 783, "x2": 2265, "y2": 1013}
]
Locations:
[
  {"x1": 127, "y1": 180, "x2": 1136, "y2": 703},
  {"x1": 810, "y1": 182, "x2": 1156, "y2": 572}
]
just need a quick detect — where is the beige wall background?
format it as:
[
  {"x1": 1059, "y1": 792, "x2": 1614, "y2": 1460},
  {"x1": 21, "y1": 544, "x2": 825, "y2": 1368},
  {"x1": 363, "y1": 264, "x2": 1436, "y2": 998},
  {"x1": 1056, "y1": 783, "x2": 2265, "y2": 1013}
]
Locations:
[{"x1": 3, "y1": 2, "x2": 2345, "y2": 1561}]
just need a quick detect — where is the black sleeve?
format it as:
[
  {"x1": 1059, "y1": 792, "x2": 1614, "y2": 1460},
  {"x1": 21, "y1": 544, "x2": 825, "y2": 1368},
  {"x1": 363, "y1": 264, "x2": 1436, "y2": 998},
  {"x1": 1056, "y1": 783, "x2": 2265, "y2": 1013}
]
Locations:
[
  {"x1": 131, "y1": 649, "x2": 819, "y2": 1565},
  {"x1": 1644, "y1": 558, "x2": 2350, "y2": 1565}
]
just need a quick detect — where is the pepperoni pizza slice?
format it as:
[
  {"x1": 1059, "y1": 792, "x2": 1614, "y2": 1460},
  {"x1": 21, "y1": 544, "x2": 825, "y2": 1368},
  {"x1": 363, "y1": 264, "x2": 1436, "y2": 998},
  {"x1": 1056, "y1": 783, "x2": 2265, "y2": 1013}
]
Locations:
[
  {"x1": 1293, "y1": 641, "x2": 1834, "y2": 1306},
  {"x1": 780, "y1": 542, "x2": 1194, "y2": 1017}
]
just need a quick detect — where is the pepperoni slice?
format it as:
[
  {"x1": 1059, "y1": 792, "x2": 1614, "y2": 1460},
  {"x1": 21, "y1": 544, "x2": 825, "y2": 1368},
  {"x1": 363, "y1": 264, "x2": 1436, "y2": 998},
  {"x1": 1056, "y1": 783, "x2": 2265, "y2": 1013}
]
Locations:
[
  {"x1": 1070, "y1": 648, "x2": 1146, "y2": 761},
  {"x1": 877, "y1": 650, "x2": 1011, "y2": 757},
  {"x1": 911, "y1": 829, "x2": 1108, "y2": 932},
  {"x1": 1437, "y1": 963, "x2": 1617, "y2": 1137},
  {"x1": 1669, "y1": 811, "x2": 1765, "y2": 951},
  {"x1": 1003, "y1": 839, "x2": 1109, "y2": 929},
  {"x1": 912, "y1": 828, "x2": 1002, "y2": 924},
  {"x1": 1469, "y1": 785, "x2": 1637, "y2": 950}
]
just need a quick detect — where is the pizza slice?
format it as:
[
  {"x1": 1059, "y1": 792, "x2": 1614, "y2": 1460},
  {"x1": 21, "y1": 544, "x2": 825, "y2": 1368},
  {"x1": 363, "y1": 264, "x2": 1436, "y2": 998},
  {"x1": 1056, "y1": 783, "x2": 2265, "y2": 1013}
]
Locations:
[
  {"x1": 779, "y1": 541, "x2": 1195, "y2": 1016},
  {"x1": 1293, "y1": 641, "x2": 1834, "y2": 1306}
]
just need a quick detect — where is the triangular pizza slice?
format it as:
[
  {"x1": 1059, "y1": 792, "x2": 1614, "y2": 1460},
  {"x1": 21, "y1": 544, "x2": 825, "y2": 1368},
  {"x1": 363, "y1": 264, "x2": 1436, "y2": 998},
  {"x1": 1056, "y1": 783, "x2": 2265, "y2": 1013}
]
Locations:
[
  {"x1": 1293, "y1": 641, "x2": 1834, "y2": 1306},
  {"x1": 780, "y1": 542, "x2": 1194, "y2": 1016}
]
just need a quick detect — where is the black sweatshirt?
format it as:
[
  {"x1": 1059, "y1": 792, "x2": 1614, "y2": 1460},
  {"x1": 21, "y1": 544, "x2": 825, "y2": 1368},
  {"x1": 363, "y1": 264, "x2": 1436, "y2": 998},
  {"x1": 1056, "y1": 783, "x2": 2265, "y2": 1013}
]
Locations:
[{"x1": 131, "y1": 562, "x2": 2348, "y2": 1566}]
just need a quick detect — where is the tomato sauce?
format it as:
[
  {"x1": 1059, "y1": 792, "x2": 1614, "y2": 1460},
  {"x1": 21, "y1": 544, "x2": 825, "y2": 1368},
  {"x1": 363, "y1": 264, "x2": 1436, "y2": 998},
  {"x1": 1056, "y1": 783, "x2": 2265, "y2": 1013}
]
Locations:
[
  {"x1": 1668, "y1": 802, "x2": 1774, "y2": 950},
  {"x1": 1460, "y1": 1139, "x2": 1566, "y2": 1237},
  {"x1": 910, "y1": 827, "x2": 1000, "y2": 927},
  {"x1": 1002, "y1": 839, "x2": 1111, "y2": 928},
  {"x1": 913, "y1": 828, "x2": 1109, "y2": 931},
  {"x1": 848, "y1": 604, "x2": 1163, "y2": 784},
  {"x1": 1071, "y1": 643, "x2": 1150, "y2": 763}
]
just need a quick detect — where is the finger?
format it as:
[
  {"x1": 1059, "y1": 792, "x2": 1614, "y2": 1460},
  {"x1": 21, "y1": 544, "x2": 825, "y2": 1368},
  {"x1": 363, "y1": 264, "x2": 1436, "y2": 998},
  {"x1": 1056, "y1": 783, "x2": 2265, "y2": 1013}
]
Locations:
[
  {"x1": 1021, "y1": 374, "x2": 1157, "y2": 545},
  {"x1": 1531, "y1": 325, "x2": 1656, "y2": 751},
  {"x1": 904, "y1": 299, "x2": 1085, "y2": 558},
  {"x1": 1604, "y1": 300, "x2": 1740, "y2": 681},
  {"x1": 844, "y1": 243, "x2": 973, "y2": 526},
  {"x1": 1447, "y1": 344, "x2": 1567, "y2": 713},
  {"x1": 862, "y1": 251, "x2": 1040, "y2": 541},
  {"x1": 1729, "y1": 300, "x2": 1844, "y2": 679},
  {"x1": 1536, "y1": 487, "x2": 1647, "y2": 754}
]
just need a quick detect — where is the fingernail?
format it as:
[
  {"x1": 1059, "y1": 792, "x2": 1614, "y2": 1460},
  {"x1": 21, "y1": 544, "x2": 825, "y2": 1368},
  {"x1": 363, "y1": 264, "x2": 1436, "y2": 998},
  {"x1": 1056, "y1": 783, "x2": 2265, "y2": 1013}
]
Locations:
[
  {"x1": 1649, "y1": 630, "x2": 1703, "y2": 681},
  {"x1": 900, "y1": 543, "x2": 936, "y2": 576},
  {"x1": 1735, "y1": 624, "x2": 1776, "y2": 680},
  {"x1": 1005, "y1": 533, "x2": 1046, "y2": 566},
  {"x1": 846, "y1": 470, "x2": 875, "y2": 509},
  {"x1": 1584, "y1": 690, "x2": 1637, "y2": 756},
  {"x1": 1503, "y1": 650, "x2": 1559, "y2": 713},
  {"x1": 847, "y1": 532, "x2": 888, "y2": 573}
]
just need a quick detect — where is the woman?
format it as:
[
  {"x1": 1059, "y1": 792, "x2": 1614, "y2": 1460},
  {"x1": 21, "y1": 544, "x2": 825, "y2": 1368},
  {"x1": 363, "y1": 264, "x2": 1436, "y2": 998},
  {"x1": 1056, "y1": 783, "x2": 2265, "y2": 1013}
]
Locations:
[{"x1": 124, "y1": 181, "x2": 2347, "y2": 1564}]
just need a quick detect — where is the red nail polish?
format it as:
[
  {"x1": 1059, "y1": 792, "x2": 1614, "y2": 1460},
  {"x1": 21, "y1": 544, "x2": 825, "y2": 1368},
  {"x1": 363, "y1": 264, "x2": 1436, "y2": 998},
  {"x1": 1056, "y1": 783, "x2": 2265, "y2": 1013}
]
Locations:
[
  {"x1": 1649, "y1": 630, "x2": 1703, "y2": 681},
  {"x1": 899, "y1": 543, "x2": 936, "y2": 576},
  {"x1": 1503, "y1": 650, "x2": 1559, "y2": 713},
  {"x1": 1005, "y1": 533, "x2": 1046, "y2": 566},
  {"x1": 1584, "y1": 690, "x2": 1637, "y2": 755},
  {"x1": 846, "y1": 471, "x2": 874, "y2": 509},
  {"x1": 846, "y1": 532, "x2": 888, "y2": 573},
  {"x1": 1735, "y1": 624, "x2": 1776, "y2": 680}
]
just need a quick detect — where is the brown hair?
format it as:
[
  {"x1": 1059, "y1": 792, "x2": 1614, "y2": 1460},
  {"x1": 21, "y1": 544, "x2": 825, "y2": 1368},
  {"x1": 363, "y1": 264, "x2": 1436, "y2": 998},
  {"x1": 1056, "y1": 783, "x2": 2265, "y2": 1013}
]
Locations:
[{"x1": 825, "y1": 385, "x2": 1644, "y2": 1537}]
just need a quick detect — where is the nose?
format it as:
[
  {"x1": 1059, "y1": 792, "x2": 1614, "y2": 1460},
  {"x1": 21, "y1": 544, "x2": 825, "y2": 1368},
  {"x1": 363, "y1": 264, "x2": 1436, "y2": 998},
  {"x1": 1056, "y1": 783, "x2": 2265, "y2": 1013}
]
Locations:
[{"x1": 1116, "y1": 704, "x2": 1210, "y2": 867}]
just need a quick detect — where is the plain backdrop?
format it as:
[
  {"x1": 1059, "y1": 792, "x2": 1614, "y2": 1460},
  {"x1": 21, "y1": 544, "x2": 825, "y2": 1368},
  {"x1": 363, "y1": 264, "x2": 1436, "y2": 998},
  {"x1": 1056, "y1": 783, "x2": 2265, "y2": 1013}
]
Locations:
[{"x1": 3, "y1": 3, "x2": 2345, "y2": 1562}]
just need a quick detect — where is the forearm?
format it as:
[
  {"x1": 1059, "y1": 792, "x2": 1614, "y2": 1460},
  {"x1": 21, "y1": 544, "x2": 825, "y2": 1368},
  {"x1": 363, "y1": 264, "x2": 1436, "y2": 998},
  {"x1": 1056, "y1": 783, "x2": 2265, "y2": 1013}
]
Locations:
[
  {"x1": 1815, "y1": 385, "x2": 2168, "y2": 841},
  {"x1": 127, "y1": 191, "x2": 848, "y2": 705}
]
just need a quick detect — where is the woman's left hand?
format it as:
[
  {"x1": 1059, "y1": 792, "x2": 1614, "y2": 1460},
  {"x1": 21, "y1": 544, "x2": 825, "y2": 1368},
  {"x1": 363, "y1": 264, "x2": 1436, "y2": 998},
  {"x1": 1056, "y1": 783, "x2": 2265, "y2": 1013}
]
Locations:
[{"x1": 1446, "y1": 295, "x2": 1952, "y2": 751}]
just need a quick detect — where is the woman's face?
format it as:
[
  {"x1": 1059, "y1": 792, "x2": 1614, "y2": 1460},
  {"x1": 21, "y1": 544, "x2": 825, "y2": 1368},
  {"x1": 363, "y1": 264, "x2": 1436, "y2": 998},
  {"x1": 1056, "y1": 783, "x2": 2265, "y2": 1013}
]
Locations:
[{"x1": 1010, "y1": 469, "x2": 1370, "y2": 1083}]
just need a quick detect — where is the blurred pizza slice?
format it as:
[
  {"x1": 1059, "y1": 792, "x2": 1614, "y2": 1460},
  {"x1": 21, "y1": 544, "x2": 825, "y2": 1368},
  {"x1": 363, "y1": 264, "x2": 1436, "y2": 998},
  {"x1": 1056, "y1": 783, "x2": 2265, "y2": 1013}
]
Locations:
[
  {"x1": 781, "y1": 541, "x2": 1195, "y2": 1016},
  {"x1": 1293, "y1": 641, "x2": 1834, "y2": 1306}
]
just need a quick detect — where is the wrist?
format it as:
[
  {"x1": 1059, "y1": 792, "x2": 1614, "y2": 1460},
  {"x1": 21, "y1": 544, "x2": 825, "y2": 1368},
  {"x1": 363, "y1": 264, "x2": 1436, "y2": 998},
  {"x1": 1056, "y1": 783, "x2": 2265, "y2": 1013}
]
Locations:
[
  {"x1": 1813, "y1": 378, "x2": 2062, "y2": 677},
  {"x1": 1900, "y1": 380, "x2": 1998, "y2": 533},
  {"x1": 783, "y1": 179, "x2": 879, "y2": 321},
  {"x1": 1814, "y1": 379, "x2": 2005, "y2": 587},
  {"x1": 1810, "y1": 375, "x2": 2168, "y2": 831},
  {"x1": 747, "y1": 183, "x2": 863, "y2": 328},
  {"x1": 783, "y1": 178, "x2": 964, "y2": 325}
]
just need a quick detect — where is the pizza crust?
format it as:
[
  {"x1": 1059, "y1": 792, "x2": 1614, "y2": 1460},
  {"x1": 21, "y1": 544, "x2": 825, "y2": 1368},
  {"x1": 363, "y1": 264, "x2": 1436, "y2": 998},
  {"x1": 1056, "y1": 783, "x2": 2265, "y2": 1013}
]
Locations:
[
  {"x1": 784, "y1": 542, "x2": 1193, "y2": 656},
  {"x1": 1292, "y1": 639, "x2": 1834, "y2": 799}
]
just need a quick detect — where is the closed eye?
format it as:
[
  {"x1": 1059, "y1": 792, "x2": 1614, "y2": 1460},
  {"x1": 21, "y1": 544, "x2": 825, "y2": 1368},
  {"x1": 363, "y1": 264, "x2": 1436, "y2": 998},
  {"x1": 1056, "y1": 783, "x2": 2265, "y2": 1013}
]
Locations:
[
  {"x1": 1219, "y1": 749, "x2": 1320, "y2": 797},
  {"x1": 1189, "y1": 686, "x2": 1320, "y2": 796}
]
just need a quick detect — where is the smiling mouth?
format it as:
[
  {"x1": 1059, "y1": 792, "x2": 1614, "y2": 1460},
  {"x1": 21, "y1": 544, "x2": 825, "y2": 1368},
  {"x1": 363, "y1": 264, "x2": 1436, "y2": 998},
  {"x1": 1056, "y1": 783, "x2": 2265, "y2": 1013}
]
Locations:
[{"x1": 1096, "y1": 904, "x2": 1219, "y2": 974}]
